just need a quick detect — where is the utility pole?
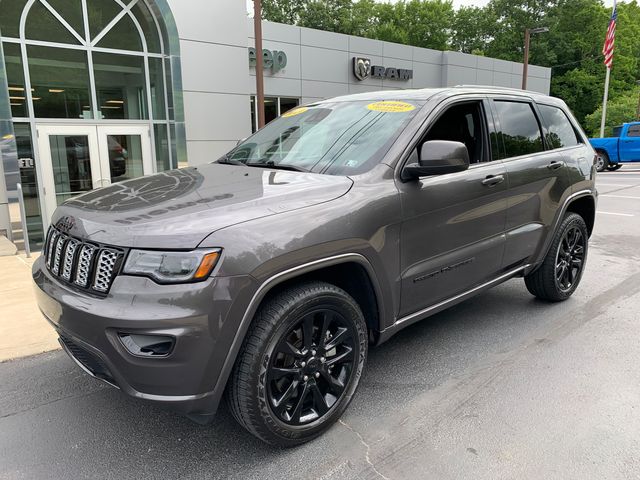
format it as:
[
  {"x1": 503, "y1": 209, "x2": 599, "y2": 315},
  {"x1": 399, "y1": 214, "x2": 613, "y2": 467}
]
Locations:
[
  {"x1": 522, "y1": 27, "x2": 549, "y2": 90},
  {"x1": 636, "y1": 80, "x2": 640, "y2": 121},
  {"x1": 254, "y1": 0, "x2": 265, "y2": 129}
]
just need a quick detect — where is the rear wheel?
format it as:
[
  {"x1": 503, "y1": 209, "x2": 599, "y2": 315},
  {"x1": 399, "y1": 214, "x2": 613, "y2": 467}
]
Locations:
[
  {"x1": 525, "y1": 213, "x2": 588, "y2": 302},
  {"x1": 226, "y1": 281, "x2": 367, "y2": 446},
  {"x1": 595, "y1": 151, "x2": 609, "y2": 172}
]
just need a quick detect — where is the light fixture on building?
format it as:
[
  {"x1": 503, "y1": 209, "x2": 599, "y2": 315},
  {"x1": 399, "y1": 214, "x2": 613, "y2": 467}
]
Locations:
[
  {"x1": 10, "y1": 103, "x2": 22, "y2": 106},
  {"x1": 8, "y1": 86, "x2": 24, "y2": 92},
  {"x1": 48, "y1": 88, "x2": 65, "y2": 93},
  {"x1": 101, "y1": 106, "x2": 121, "y2": 109},
  {"x1": 32, "y1": 97, "x2": 41, "y2": 101},
  {"x1": 9, "y1": 96, "x2": 25, "y2": 100},
  {"x1": 106, "y1": 100, "x2": 124, "y2": 104}
]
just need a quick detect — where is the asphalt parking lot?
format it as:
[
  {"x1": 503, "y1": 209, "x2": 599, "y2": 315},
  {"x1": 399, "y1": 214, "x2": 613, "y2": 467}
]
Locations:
[{"x1": 2, "y1": 169, "x2": 640, "y2": 480}]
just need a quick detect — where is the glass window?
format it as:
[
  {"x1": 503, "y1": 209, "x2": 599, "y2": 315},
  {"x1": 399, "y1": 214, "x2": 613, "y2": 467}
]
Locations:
[
  {"x1": 227, "y1": 100, "x2": 422, "y2": 175},
  {"x1": 107, "y1": 134, "x2": 144, "y2": 182},
  {"x1": 280, "y1": 97, "x2": 299, "y2": 115},
  {"x1": 130, "y1": 1, "x2": 162, "y2": 53},
  {"x1": 628, "y1": 125, "x2": 640, "y2": 137},
  {"x1": 14, "y1": 123, "x2": 45, "y2": 250},
  {"x1": 0, "y1": 0, "x2": 30, "y2": 38},
  {"x1": 265, "y1": 97, "x2": 278, "y2": 125},
  {"x1": 46, "y1": 0, "x2": 85, "y2": 39},
  {"x1": 87, "y1": 0, "x2": 123, "y2": 40},
  {"x1": 494, "y1": 101, "x2": 544, "y2": 159},
  {"x1": 93, "y1": 52, "x2": 147, "y2": 119},
  {"x1": 149, "y1": 57, "x2": 166, "y2": 119},
  {"x1": 154, "y1": 123, "x2": 170, "y2": 172},
  {"x1": 250, "y1": 97, "x2": 256, "y2": 133},
  {"x1": 3, "y1": 43, "x2": 28, "y2": 118},
  {"x1": 538, "y1": 104, "x2": 580, "y2": 149},
  {"x1": 25, "y1": 1, "x2": 80, "y2": 45},
  {"x1": 27, "y1": 45, "x2": 92, "y2": 119},
  {"x1": 96, "y1": 13, "x2": 143, "y2": 52}
]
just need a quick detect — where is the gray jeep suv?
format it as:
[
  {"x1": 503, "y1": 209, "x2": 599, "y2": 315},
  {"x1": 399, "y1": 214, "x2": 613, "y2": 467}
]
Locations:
[{"x1": 33, "y1": 87, "x2": 597, "y2": 446}]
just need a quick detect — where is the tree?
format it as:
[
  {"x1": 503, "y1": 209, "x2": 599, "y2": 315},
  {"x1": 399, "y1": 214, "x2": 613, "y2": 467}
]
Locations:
[
  {"x1": 584, "y1": 88, "x2": 640, "y2": 137},
  {"x1": 262, "y1": 0, "x2": 307, "y2": 24}
]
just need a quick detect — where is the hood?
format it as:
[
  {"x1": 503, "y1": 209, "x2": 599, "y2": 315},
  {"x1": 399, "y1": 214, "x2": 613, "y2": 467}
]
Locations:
[{"x1": 51, "y1": 163, "x2": 353, "y2": 249}]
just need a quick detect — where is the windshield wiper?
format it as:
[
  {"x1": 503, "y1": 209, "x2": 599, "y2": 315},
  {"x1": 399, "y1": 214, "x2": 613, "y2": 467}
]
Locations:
[
  {"x1": 246, "y1": 161, "x2": 309, "y2": 172},
  {"x1": 217, "y1": 155, "x2": 245, "y2": 166}
]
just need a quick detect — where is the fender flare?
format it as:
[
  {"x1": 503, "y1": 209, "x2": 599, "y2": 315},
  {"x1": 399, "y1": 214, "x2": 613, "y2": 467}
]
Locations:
[{"x1": 207, "y1": 252, "x2": 386, "y2": 412}]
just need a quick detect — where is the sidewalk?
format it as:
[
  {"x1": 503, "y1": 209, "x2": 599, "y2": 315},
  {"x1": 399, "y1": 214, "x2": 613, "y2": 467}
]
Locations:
[{"x1": 0, "y1": 253, "x2": 60, "y2": 362}]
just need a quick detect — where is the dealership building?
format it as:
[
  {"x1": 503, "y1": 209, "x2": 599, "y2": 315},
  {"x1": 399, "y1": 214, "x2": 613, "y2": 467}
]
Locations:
[{"x1": 0, "y1": 0, "x2": 551, "y2": 250}]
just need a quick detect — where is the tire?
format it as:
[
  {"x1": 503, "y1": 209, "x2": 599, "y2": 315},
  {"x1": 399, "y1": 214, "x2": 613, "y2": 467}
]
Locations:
[
  {"x1": 525, "y1": 212, "x2": 588, "y2": 302},
  {"x1": 595, "y1": 151, "x2": 609, "y2": 172},
  {"x1": 226, "y1": 281, "x2": 368, "y2": 446},
  {"x1": 607, "y1": 163, "x2": 622, "y2": 171}
]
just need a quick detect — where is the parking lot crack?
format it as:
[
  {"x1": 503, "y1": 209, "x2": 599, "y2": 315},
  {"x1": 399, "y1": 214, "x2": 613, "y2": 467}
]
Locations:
[{"x1": 339, "y1": 419, "x2": 390, "y2": 480}]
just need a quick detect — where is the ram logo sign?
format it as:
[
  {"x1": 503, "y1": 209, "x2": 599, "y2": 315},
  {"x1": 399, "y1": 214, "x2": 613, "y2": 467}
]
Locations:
[{"x1": 352, "y1": 57, "x2": 413, "y2": 81}]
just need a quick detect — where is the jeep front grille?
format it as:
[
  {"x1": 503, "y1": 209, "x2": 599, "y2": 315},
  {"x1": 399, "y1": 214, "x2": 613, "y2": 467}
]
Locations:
[{"x1": 44, "y1": 226, "x2": 124, "y2": 294}]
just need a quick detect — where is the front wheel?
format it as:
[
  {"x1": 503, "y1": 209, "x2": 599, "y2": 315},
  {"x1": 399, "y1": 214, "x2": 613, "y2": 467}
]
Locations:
[
  {"x1": 226, "y1": 281, "x2": 368, "y2": 446},
  {"x1": 524, "y1": 213, "x2": 588, "y2": 302},
  {"x1": 595, "y1": 151, "x2": 609, "y2": 172}
]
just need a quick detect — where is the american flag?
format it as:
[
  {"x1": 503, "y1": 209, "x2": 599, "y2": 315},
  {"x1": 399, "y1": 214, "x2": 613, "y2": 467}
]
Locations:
[{"x1": 602, "y1": 3, "x2": 617, "y2": 69}]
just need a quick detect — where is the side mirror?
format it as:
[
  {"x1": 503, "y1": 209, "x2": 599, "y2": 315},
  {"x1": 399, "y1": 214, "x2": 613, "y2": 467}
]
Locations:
[{"x1": 402, "y1": 140, "x2": 470, "y2": 181}]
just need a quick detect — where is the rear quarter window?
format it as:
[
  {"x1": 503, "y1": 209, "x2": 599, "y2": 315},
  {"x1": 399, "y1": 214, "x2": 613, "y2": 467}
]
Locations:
[{"x1": 537, "y1": 104, "x2": 581, "y2": 149}]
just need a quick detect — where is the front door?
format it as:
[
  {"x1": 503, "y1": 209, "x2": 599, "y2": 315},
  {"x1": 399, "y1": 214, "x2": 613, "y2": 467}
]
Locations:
[
  {"x1": 37, "y1": 125, "x2": 153, "y2": 226},
  {"x1": 397, "y1": 99, "x2": 508, "y2": 317}
]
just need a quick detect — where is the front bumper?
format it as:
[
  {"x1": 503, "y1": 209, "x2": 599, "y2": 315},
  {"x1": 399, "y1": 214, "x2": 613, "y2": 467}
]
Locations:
[{"x1": 32, "y1": 256, "x2": 256, "y2": 417}]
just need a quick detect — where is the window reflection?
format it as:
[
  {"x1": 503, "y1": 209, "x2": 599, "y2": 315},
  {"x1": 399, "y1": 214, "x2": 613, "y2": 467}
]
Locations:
[
  {"x1": 93, "y1": 52, "x2": 147, "y2": 120},
  {"x1": 27, "y1": 45, "x2": 93, "y2": 119}
]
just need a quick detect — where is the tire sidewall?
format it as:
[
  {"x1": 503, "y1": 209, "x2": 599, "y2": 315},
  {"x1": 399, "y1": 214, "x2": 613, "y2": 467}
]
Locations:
[
  {"x1": 595, "y1": 152, "x2": 608, "y2": 172},
  {"x1": 552, "y1": 215, "x2": 589, "y2": 299},
  {"x1": 253, "y1": 289, "x2": 368, "y2": 445}
]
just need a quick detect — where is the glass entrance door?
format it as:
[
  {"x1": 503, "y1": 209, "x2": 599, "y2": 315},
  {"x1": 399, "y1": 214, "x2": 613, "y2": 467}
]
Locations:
[{"x1": 37, "y1": 124, "x2": 153, "y2": 226}]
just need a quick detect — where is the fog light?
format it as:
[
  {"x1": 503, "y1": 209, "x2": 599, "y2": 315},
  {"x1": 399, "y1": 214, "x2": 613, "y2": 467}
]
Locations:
[{"x1": 118, "y1": 333, "x2": 175, "y2": 357}]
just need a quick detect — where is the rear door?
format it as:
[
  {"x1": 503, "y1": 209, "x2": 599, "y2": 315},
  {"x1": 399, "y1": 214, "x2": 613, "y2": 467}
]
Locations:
[
  {"x1": 619, "y1": 124, "x2": 640, "y2": 162},
  {"x1": 491, "y1": 98, "x2": 572, "y2": 268},
  {"x1": 397, "y1": 97, "x2": 508, "y2": 317}
]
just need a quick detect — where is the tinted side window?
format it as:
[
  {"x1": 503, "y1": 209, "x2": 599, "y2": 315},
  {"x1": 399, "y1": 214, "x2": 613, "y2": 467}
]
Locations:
[
  {"x1": 538, "y1": 104, "x2": 580, "y2": 149},
  {"x1": 628, "y1": 125, "x2": 640, "y2": 137},
  {"x1": 494, "y1": 101, "x2": 544, "y2": 159}
]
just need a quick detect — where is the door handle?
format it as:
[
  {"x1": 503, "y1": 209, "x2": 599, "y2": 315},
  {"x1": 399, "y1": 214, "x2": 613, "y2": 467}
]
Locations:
[
  {"x1": 481, "y1": 174, "x2": 504, "y2": 187},
  {"x1": 547, "y1": 161, "x2": 565, "y2": 170}
]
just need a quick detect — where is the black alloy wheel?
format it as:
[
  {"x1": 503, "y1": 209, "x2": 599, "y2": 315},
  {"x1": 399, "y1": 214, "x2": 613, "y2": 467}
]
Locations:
[
  {"x1": 266, "y1": 308, "x2": 356, "y2": 425},
  {"x1": 554, "y1": 225, "x2": 585, "y2": 293},
  {"x1": 227, "y1": 281, "x2": 367, "y2": 446},
  {"x1": 524, "y1": 212, "x2": 589, "y2": 302}
]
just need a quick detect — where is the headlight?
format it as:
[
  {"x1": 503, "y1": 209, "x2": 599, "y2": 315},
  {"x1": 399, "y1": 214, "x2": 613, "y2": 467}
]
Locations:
[{"x1": 123, "y1": 249, "x2": 221, "y2": 283}]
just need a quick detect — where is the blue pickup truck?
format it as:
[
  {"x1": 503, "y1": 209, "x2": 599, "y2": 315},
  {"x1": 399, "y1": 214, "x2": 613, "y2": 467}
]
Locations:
[{"x1": 590, "y1": 121, "x2": 640, "y2": 172}]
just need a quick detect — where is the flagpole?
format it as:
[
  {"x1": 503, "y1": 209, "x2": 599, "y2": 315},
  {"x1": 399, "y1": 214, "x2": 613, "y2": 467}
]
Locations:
[
  {"x1": 600, "y1": 0, "x2": 616, "y2": 138},
  {"x1": 600, "y1": 66, "x2": 611, "y2": 138}
]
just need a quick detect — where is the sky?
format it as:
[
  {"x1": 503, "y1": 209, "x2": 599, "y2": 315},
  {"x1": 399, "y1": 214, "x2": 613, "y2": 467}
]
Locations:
[{"x1": 247, "y1": 0, "x2": 617, "y2": 13}]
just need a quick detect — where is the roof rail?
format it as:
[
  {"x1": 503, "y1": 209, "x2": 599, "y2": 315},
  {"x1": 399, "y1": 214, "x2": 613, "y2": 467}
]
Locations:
[{"x1": 453, "y1": 84, "x2": 542, "y2": 95}]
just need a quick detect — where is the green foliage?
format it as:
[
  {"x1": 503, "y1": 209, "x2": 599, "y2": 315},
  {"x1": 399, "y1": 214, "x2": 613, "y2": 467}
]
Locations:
[
  {"x1": 584, "y1": 88, "x2": 640, "y2": 136},
  {"x1": 261, "y1": 0, "x2": 640, "y2": 127}
]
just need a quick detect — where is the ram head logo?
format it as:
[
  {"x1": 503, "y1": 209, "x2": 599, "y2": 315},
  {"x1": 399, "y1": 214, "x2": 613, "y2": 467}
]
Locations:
[{"x1": 353, "y1": 57, "x2": 371, "y2": 81}]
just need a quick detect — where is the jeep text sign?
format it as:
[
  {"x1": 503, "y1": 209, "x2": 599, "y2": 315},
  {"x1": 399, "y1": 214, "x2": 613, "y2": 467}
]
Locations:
[
  {"x1": 248, "y1": 48, "x2": 287, "y2": 73},
  {"x1": 353, "y1": 57, "x2": 413, "y2": 81}
]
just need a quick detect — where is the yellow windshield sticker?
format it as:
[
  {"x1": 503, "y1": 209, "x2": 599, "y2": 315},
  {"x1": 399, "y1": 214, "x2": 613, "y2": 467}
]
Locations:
[
  {"x1": 367, "y1": 101, "x2": 415, "y2": 113},
  {"x1": 282, "y1": 107, "x2": 308, "y2": 118}
]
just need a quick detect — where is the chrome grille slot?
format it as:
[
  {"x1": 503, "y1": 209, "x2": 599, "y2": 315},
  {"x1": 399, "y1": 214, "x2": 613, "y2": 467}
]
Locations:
[
  {"x1": 44, "y1": 225, "x2": 123, "y2": 294},
  {"x1": 61, "y1": 239, "x2": 79, "y2": 281},
  {"x1": 46, "y1": 230, "x2": 59, "y2": 268},
  {"x1": 93, "y1": 250, "x2": 119, "y2": 292},
  {"x1": 74, "y1": 244, "x2": 96, "y2": 287},
  {"x1": 51, "y1": 235, "x2": 66, "y2": 275}
]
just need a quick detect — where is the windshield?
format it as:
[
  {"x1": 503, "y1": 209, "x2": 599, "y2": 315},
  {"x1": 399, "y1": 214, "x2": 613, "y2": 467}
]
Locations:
[{"x1": 220, "y1": 100, "x2": 423, "y2": 175}]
